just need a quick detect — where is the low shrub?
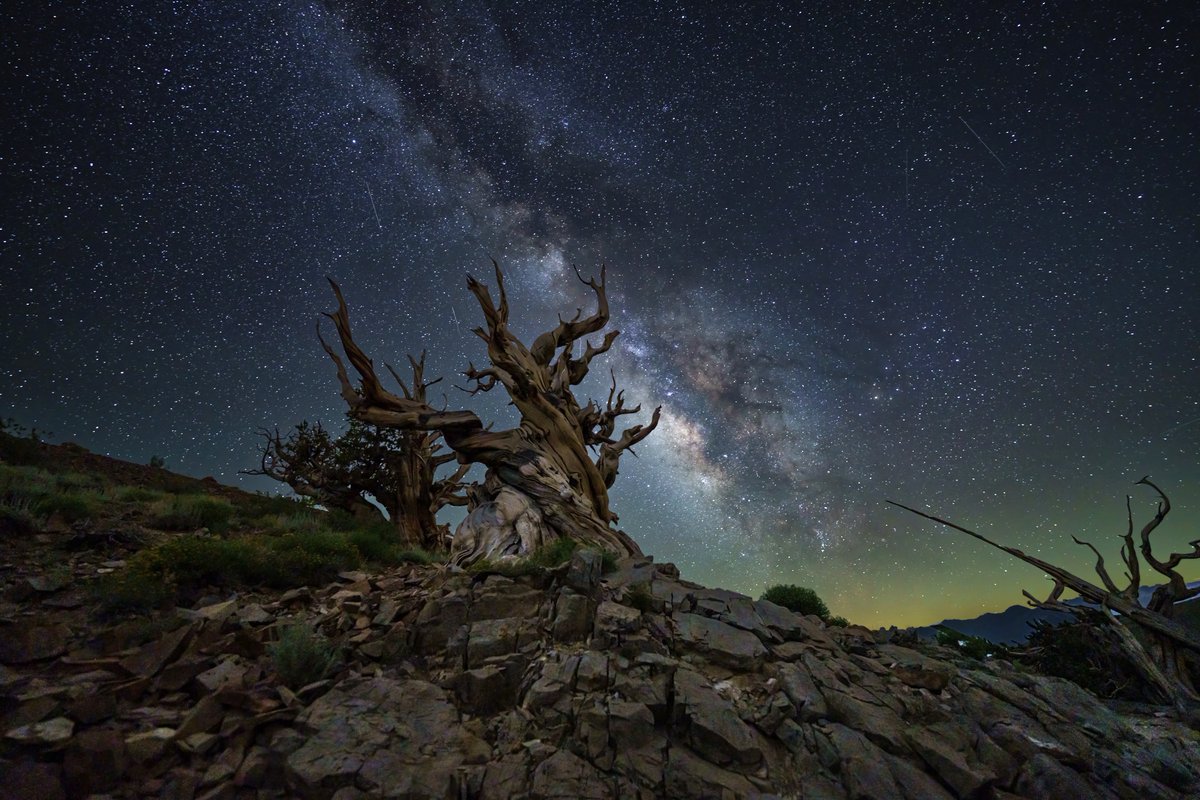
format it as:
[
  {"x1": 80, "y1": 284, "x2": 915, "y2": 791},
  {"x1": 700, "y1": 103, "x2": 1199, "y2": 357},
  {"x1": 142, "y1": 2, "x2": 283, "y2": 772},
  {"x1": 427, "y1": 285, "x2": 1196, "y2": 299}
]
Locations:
[
  {"x1": 93, "y1": 566, "x2": 174, "y2": 615},
  {"x1": 266, "y1": 528, "x2": 358, "y2": 560},
  {"x1": 626, "y1": 584, "x2": 655, "y2": 613},
  {"x1": 112, "y1": 485, "x2": 167, "y2": 503},
  {"x1": 1018, "y1": 614, "x2": 1142, "y2": 699},
  {"x1": 935, "y1": 627, "x2": 998, "y2": 660},
  {"x1": 526, "y1": 538, "x2": 578, "y2": 569},
  {"x1": 54, "y1": 471, "x2": 105, "y2": 492},
  {"x1": 254, "y1": 512, "x2": 328, "y2": 536},
  {"x1": 31, "y1": 490, "x2": 104, "y2": 522},
  {"x1": 760, "y1": 584, "x2": 831, "y2": 620},
  {"x1": 270, "y1": 623, "x2": 341, "y2": 689},
  {"x1": 0, "y1": 464, "x2": 54, "y2": 504},
  {"x1": 149, "y1": 494, "x2": 234, "y2": 532},
  {"x1": 468, "y1": 538, "x2": 579, "y2": 578},
  {"x1": 393, "y1": 547, "x2": 442, "y2": 565},
  {"x1": 600, "y1": 551, "x2": 619, "y2": 573},
  {"x1": 238, "y1": 491, "x2": 313, "y2": 518},
  {"x1": 346, "y1": 521, "x2": 398, "y2": 563}
]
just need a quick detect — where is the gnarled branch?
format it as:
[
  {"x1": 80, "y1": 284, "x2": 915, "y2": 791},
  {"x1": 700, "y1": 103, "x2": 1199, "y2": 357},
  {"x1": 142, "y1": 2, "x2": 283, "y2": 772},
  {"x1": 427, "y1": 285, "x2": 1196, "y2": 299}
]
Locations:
[
  {"x1": 596, "y1": 405, "x2": 662, "y2": 492},
  {"x1": 887, "y1": 499, "x2": 1200, "y2": 655},
  {"x1": 322, "y1": 278, "x2": 484, "y2": 432},
  {"x1": 1135, "y1": 476, "x2": 1200, "y2": 601},
  {"x1": 529, "y1": 264, "x2": 610, "y2": 365}
]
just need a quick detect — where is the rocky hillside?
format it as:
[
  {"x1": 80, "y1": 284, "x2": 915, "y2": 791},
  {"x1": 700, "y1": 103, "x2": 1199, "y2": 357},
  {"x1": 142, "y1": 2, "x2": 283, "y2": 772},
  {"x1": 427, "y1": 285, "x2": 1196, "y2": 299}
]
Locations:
[{"x1": 3, "y1": 539, "x2": 1199, "y2": 799}]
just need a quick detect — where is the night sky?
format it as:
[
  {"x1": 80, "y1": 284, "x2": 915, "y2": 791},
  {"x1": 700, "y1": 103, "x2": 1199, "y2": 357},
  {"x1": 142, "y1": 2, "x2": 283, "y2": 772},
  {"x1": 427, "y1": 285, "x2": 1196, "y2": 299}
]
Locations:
[{"x1": 3, "y1": 2, "x2": 1198, "y2": 627}]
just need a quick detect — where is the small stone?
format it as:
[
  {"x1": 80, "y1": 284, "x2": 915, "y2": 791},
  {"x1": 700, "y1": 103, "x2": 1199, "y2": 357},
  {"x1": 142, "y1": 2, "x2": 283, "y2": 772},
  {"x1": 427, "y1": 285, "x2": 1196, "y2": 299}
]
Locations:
[
  {"x1": 237, "y1": 603, "x2": 271, "y2": 625},
  {"x1": 195, "y1": 599, "x2": 238, "y2": 623},
  {"x1": 180, "y1": 732, "x2": 220, "y2": 755},
  {"x1": 372, "y1": 599, "x2": 399, "y2": 626},
  {"x1": 5, "y1": 715, "x2": 74, "y2": 745},
  {"x1": 194, "y1": 658, "x2": 245, "y2": 693},
  {"x1": 0, "y1": 622, "x2": 71, "y2": 664},
  {"x1": 126, "y1": 728, "x2": 176, "y2": 762},
  {"x1": 27, "y1": 572, "x2": 73, "y2": 593},
  {"x1": 118, "y1": 623, "x2": 194, "y2": 677},
  {"x1": 63, "y1": 728, "x2": 128, "y2": 796},
  {"x1": 175, "y1": 695, "x2": 224, "y2": 739},
  {"x1": 68, "y1": 691, "x2": 117, "y2": 724}
]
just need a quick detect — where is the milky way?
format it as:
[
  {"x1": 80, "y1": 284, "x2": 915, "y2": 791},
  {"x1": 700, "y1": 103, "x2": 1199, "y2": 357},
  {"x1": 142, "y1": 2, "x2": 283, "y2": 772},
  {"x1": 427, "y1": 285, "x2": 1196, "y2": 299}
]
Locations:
[{"x1": 3, "y1": 1, "x2": 1198, "y2": 625}]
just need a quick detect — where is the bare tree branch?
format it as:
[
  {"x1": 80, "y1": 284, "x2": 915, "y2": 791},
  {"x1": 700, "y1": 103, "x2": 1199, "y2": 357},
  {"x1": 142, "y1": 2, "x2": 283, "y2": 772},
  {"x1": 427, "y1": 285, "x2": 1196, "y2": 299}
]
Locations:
[
  {"x1": 887, "y1": 499, "x2": 1200, "y2": 655},
  {"x1": 529, "y1": 265, "x2": 610, "y2": 365}
]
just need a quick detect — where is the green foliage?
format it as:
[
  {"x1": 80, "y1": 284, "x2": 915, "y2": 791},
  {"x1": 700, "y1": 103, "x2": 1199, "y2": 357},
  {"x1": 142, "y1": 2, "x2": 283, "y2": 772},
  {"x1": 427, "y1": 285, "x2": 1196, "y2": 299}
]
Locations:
[
  {"x1": 239, "y1": 491, "x2": 314, "y2": 518},
  {"x1": 468, "y1": 538, "x2": 580, "y2": 578},
  {"x1": 626, "y1": 584, "x2": 655, "y2": 613},
  {"x1": 31, "y1": 491, "x2": 103, "y2": 522},
  {"x1": 1019, "y1": 615, "x2": 1140, "y2": 699},
  {"x1": 392, "y1": 547, "x2": 442, "y2": 565},
  {"x1": 526, "y1": 537, "x2": 578, "y2": 569},
  {"x1": 324, "y1": 509, "x2": 360, "y2": 532},
  {"x1": 0, "y1": 464, "x2": 54, "y2": 505},
  {"x1": 54, "y1": 471, "x2": 105, "y2": 492},
  {"x1": 346, "y1": 521, "x2": 398, "y2": 562},
  {"x1": 112, "y1": 485, "x2": 166, "y2": 503},
  {"x1": 93, "y1": 566, "x2": 174, "y2": 615},
  {"x1": 265, "y1": 528, "x2": 359, "y2": 563},
  {"x1": 148, "y1": 455, "x2": 166, "y2": 469},
  {"x1": 253, "y1": 511, "x2": 327, "y2": 536},
  {"x1": 269, "y1": 623, "x2": 341, "y2": 689},
  {"x1": 935, "y1": 627, "x2": 999, "y2": 660},
  {"x1": 760, "y1": 584, "x2": 831, "y2": 620},
  {"x1": 120, "y1": 526, "x2": 361, "y2": 599},
  {"x1": 149, "y1": 494, "x2": 234, "y2": 532},
  {"x1": 599, "y1": 551, "x2": 619, "y2": 573},
  {"x1": 826, "y1": 615, "x2": 850, "y2": 628}
]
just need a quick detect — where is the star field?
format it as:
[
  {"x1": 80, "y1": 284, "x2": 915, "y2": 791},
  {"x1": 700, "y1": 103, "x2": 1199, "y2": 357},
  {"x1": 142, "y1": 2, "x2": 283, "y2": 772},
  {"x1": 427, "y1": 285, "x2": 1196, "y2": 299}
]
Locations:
[{"x1": 2, "y1": 1, "x2": 1198, "y2": 626}]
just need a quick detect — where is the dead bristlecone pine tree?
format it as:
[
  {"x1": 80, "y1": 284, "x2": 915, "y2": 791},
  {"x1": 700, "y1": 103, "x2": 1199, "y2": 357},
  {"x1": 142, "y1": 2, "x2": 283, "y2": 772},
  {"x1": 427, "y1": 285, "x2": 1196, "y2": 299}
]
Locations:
[
  {"x1": 245, "y1": 356, "x2": 469, "y2": 550},
  {"x1": 319, "y1": 262, "x2": 660, "y2": 565},
  {"x1": 892, "y1": 476, "x2": 1200, "y2": 715}
]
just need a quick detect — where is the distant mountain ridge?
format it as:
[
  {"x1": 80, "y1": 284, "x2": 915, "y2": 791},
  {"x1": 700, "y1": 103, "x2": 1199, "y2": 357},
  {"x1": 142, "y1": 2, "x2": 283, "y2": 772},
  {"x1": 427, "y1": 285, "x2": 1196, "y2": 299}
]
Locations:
[{"x1": 914, "y1": 580, "x2": 1200, "y2": 644}]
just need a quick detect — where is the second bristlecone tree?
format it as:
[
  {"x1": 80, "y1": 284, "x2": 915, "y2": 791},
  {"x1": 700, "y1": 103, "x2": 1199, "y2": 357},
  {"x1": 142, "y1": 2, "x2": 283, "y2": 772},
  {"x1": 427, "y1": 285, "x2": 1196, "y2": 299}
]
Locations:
[{"x1": 248, "y1": 355, "x2": 469, "y2": 550}]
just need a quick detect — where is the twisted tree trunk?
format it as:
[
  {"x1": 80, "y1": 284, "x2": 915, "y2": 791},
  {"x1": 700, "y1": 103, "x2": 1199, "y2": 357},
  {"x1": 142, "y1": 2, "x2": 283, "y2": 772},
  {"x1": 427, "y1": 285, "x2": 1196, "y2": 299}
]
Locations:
[{"x1": 319, "y1": 263, "x2": 658, "y2": 564}]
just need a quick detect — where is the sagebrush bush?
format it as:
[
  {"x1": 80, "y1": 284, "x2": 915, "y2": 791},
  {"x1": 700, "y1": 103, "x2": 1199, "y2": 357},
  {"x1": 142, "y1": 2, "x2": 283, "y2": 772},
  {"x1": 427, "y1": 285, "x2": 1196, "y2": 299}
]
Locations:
[
  {"x1": 346, "y1": 522, "x2": 396, "y2": 562},
  {"x1": 112, "y1": 485, "x2": 166, "y2": 503},
  {"x1": 94, "y1": 566, "x2": 174, "y2": 615},
  {"x1": 32, "y1": 491, "x2": 103, "y2": 522},
  {"x1": 0, "y1": 464, "x2": 54, "y2": 504},
  {"x1": 270, "y1": 623, "x2": 341, "y2": 689},
  {"x1": 394, "y1": 547, "x2": 446, "y2": 565},
  {"x1": 760, "y1": 584, "x2": 831, "y2": 619},
  {"x1": 149, "y1": 494, "x2": 234, "y2": 532},
  {"x1": 54, "y1": 471, "x2": 105, "y2": 492},
  {"x1": 238, "y1": 491, "x2": 313, "y2": 518},
  {"x1": 626, "y1": 584, "x2": 655, "y2": 613},
  {"x1": 127, "y1": 531, "x2": 361, "y2": 593}
]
